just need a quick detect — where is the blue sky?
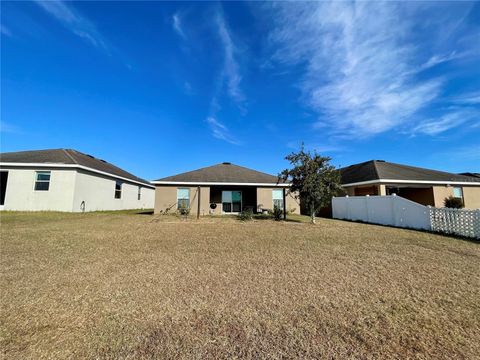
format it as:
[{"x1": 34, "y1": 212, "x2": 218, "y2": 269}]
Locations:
[{"x1": 1, "y1": 1, "x2": 479, "y2": 180}]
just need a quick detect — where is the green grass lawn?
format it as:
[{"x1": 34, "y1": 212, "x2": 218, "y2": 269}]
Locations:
[{"x1": 1, "y1": 211, "x2": 479, "y2": 359}]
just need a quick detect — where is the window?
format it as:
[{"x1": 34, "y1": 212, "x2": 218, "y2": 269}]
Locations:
[
  {"x1": 272, "y1": 189, "x2": 284, "y2": 210},
  {"x1": 222, "y1": 191, "x2": 242, "y2": 213},
  {"x1": 115, "y1": 181, "x2": 122, "y2": 199},
  {"x1": 137, "y1": 187, "x2": 141, "y2": 201},
  {"x1": 34, "y1": 171, "x2": 51, "y2": 191},
  {"x1": 177, "y1": 188, "x2": 190, "y2": 209},
  {"x1": 453, "y1": 187, "x2": 463, "y2": 199}
]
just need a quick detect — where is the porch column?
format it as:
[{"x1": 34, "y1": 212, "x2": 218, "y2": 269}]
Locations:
[
  {"x1": 378, "y1": 184, "x2": 387, "y2": 196},
  {"x1": 283, "y1": 187, "x2": 287, "y2": 220},
  {"x1": 197, "y1": 186, "x2": 201, "y2": 219}
]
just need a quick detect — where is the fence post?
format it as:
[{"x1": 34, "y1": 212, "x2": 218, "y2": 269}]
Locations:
[
  {"x1": 391, "y1": 194, "x2": 397, "y2": 226},
  {"x1": 365, "y1": 195, "x2": 370, "y2": 222},
  {"x1": 346, "y1": 195, "x2": 350, "y2": 220}
]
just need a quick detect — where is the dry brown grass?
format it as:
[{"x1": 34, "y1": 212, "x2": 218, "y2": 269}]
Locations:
[{"x1": 1, "y1": 211, "x2": 479, "y2": 359}]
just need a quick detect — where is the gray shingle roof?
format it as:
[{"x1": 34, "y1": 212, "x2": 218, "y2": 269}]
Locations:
[
  {"x1": 0, "y1": 149, "x2": 153, "y2": 187},
  {"x1": 340, "y1": 160, "x2": 480, "y2": 184},
  {"x1": 155, "y1": 162, "x2": 284, "y2": 184}
]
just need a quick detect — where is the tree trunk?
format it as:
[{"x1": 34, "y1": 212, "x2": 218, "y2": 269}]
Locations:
[{"x1": 310, "y1": 201, "x2": 316, "y2": 224}]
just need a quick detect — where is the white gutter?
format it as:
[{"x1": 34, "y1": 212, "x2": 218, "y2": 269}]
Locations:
[
  {"x1": 0, "y1": 162, "x2": 155, "y2": 189},
  {"x1": 342, "y1": 179, "x2": 480, "y2": 187},
  {"x1": 151, "y1": 181, "x2": 291, "y2": 187}
]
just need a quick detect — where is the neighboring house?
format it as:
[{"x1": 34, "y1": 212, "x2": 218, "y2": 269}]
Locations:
[
  {"x1": 339, "y1": 160, "x2": 480, "y2": 209},
  {"x1": 152, "y1": 162, "x2": 300, "y2": 216},
  {"x1": 460, "y1": 172, "x2": 480, "y2": 178},
  {"x1": 0, "y1": 149, "x2": 155, "y2": 212}
]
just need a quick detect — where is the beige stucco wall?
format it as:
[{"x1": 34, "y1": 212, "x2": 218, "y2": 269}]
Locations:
[
  {"x1": 154, "y1": 186, "x2": 211, "y2": 215},
  {"x1": 256, "y1": 187, "x2": 272, "y2": 212},
  {"x1": 462, "y1": 186, "x2": 480, "y2": 209},
  {"x1": 286, "y1": 191, "x2": 301, "y2": 214},
  {"x1": 432, "y1": 186, "x2": 454, "y2": 208},
  {"x1": 155, "y1": 185, "x2": 301, "y2": 215},
  {"x1": 433, "y1": 185, "x2": 480, "y2": 209},
  {"x1": 256, "y1": 187, "x2": 300, "y2": 214}
]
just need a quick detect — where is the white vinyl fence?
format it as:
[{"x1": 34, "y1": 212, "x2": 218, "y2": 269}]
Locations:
[{"x1": 332, "y1": 195, "x2": 480, "y2": 239}]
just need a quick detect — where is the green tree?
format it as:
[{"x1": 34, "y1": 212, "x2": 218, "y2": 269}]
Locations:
[{"x1": 279, "y1": 145, "x2": 342, "y2": 224}]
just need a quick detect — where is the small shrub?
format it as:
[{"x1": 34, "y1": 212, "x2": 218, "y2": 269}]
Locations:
[
  {"x1": 444, "y1": 196, "x2": 464, "y2": 209},
  {"x1": 177, "y1": 205, "x2": 190, "y2": 217},
  {"x1": 273, "y1": 205, "x2": 283, "y2": 221},
  {"x1": 238, "y1": 208, "x2": 253, "y2": 221}
]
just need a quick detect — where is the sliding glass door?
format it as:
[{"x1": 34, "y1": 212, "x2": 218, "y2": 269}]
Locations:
[{"x1": 222, "y1": 191, "x2": 242, "y2": 213}]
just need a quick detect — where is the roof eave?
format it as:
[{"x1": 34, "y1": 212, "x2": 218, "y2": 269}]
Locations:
[
  {"x1": 0, "y1": 162, "x2": 155, "y2": 189},
  {"x1": 342, "y1": 179, "x2": 480, "y2": 187},
  {"x1": 151, "y1": 181, "x2": 291, "y2": 187}
]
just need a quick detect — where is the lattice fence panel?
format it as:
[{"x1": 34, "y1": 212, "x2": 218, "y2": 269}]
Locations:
[{"x1": 429, "y1": 207, "x2": 480, "y2": 239}]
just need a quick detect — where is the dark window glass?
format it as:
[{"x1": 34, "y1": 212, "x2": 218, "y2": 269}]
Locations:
[
  {"x1": 223, "y1": 203, "x2": 232, "y2": 213},
  {"x1": 115, "y1": 181, "x2": 122, "y2": 199},
  {"x1": 35, "y1": 181, "x2": 50, "y2": 191},
  {"x1": 232, "y1": 202, "x2": 241, "y2": 212},
  {"x1": 137, "y1": 187, "x2": 141, "y2": 200},
  {"x1": 36, "y1": 173, "x2": 50, "y2": 181}
]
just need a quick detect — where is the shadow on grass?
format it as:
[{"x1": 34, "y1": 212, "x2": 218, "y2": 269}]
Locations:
[{"x1": 135, "y1": 210, "x2": 154, "y2": 215}]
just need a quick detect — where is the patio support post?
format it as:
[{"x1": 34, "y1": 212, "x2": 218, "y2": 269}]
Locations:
[
  {"x1": 197, "y1": 186, "x2": 201, "y2": 219},
  {"x1": 283, "y1": 187, "x2": 287, "y2": 220}
]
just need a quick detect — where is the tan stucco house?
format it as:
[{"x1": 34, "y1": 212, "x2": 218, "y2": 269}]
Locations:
[
  {"x1": 152, "y1": 162, "x2": 300, "y2": 216},
  {"x1": 339, "y1": 160, "x2": 480, "y2": 209}
]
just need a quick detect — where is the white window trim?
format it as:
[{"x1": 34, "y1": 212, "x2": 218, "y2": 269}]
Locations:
[
  {"x1": 272, "y1": 189, "x2": 284, "y2": 210},
  {"x1": 453, "y1": 186, "x2": 463, "y2": 199},
  {"x1": 221, "y1": 190, "x2": 242, "y2": 214},
  {"x1": 114, "y1": 181, "x2": 122, "y2": 199},
  {"x1": 177, "y1": 188, "x2": 190, "y2": 209}
]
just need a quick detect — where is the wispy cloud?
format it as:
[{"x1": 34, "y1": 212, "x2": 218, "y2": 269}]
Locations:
[
  {"x1": 204, "y1": 8, "x2": 244, "y2": 145},
  {"x1": 184, "y1": 81, "x2": 193, "y2": 95},
  {"x1": 1, "y1": 24, "x2": 13, "y2": 37},
  {"x1": 34, "y1": 0, "x2": 108, "y2": 52},
  {"x1": 206, "y1": 116, "x2": 240, "y2": 145},
  {"x1": 0, "y1": 121, "x2": 22, "y2": 134},
  {"x1": 267, "y1": 2, "x2": 477, "y2": 138},
  {"x1": 172, "y1": 12, "x2": 186, "y2": 39},
  {"x1": 451, "y1": 91, "x2": 480, "y2": 105},
  {"x1": 420, "y1": 51, "x2": 462, "y2": 71},
  {"x1": 413, "y1": 110, "x2": 477, "y2": 136},
  {"x1": 215, "y1": 10, "x2": 244, "y2": 105}
]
